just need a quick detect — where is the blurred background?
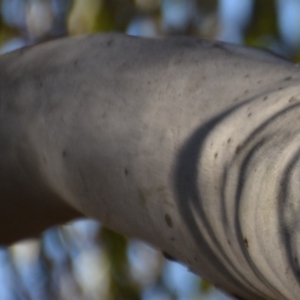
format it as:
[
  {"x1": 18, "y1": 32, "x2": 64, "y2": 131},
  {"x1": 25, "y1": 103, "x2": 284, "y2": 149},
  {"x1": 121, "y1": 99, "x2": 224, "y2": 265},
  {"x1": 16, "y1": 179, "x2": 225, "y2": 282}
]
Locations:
[{"x1": 1, "y1": 1, "x2": 300, "y2": 299}]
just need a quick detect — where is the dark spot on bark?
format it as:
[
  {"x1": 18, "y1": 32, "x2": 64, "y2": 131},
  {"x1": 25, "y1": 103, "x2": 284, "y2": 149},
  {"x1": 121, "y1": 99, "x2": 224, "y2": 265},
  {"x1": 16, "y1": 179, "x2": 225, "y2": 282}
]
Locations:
[
  {"x1": 284, "y1": 76, "x2": 292, "y2": 81},
  {"x1": 244, "y1": 74, "x2": 250, "y2": 78},
  {"x1": 193, "y1": 256, "x2": 198, "y2": 262},
  {"x1": 214, "y1": 152, "x2": 218, "y2": 159},
  {"x1": 295, "y1": 257, "x2": 298, "y2": 264},
  {"x1": 170, "y1": 237, "x2": 175, "y2": 242},
  {"x1": 233, "y1": 97, "x2": 238, "y2": 102},
  {"x1": 278, "y1": 87, "x2": 283, "y2": 90},
  {"x1": 247, "y1": 112, "x2": 252, "y2": 117},
  {"x1": 162, "y1": 251, "x2": 177, "y2": 262},
  {"x1": 235, "y1": 144, "x2": 241, "y2": 154},
  {"x1": 174, "y1": 39, "x2": 197, "y2": 49},
  {"x1": 289, "y1": 97, "x2": 297, "y2": 103},
  {"x1": 228, "y1": 240, "x2": 231, "y2": 245},
  {"x1": 73, "y1": 60, "x2": 78, "y2": 66},
  {"x1": 107, "y1": 39, "x2": 113, "y2": 47},
  {"x1": 244, "y1": 89, "x2": 249, "y2": 94},
  {"x1": 62, "y1": 150, "x2": 67, "y2": 158},
  {"x1": 257, "y1": 80, "x2": 262, "y2": 84},
  {"x1": 263, "y1": 96, "x2": 268, "y2": 101},
  {"x1": 124, "y1": 168, "x2": 129, "y2": 176},
  {"x1": 244, "y1": 237, "x2": 248, "y2": 248},
  {"x1": 227, "y1": 138, "x2": 231, "y2": 144},
  {"x1": 212, "y1": 42, "x2": 225, "y2": 50},
  {"x1": 165, "y1": 214, "x2": 173, "y2": 228}
]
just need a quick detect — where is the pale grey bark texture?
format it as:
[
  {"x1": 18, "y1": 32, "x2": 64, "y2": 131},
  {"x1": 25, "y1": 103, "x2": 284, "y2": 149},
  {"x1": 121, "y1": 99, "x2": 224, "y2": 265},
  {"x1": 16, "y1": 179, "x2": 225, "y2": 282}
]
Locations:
[{"x1": 1, "y1": 33, "x2": 300, "y2": 299}]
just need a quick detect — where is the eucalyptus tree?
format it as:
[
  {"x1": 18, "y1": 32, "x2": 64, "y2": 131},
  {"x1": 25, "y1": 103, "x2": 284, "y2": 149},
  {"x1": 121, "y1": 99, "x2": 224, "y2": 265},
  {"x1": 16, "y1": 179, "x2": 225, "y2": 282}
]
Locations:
[{"x1": 1, "y1": 33, "x2": 300, "y2": 300}]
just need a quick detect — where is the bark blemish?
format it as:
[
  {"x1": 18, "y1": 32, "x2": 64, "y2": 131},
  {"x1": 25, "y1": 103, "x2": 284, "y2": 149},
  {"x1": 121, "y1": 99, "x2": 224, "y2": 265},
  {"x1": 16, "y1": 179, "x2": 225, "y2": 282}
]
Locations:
[
  {"x1": 235, "y1": 144, "x2": 241, "y2": 154},
  {"x1": 244, "y1": 237, "x2": 249, "y2": 248},
  {"x1": 214, "y1": 152, "x2": 218, "y2": 159},
  {"x1": 165, "y1": 214, "x2": 173, "y2": 228},
  {"x1": 263, "y1": 96, "x2": 268, "y2": 101},
  {"x1": 247, "y1": 112, "x2": 252, "y2": 117},
  {"x1": 227, "y1": 138, "x2": 231, "y2": 144},
  {"x1": 124, "y1": 168, "x2": 129, "y2": 176},
  {"x1": 106, "y1": 39, "x2": 113, "y2": 47},
  {"x1": 284, "y1": 76, "x2": 292, "y2": 81},
  {"x1": 62, "y1": 150, "x2": 67, "y2": 157},
  {"x1": 289, "y1": 97, "x2": 297, "y2": 103}
]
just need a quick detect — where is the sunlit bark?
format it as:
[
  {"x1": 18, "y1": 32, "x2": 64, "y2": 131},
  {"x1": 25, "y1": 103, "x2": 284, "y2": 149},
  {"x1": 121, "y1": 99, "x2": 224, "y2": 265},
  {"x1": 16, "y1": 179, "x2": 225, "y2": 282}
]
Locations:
[{"x1": 1, "y1": 34, "x2": 300, "y2": 299}]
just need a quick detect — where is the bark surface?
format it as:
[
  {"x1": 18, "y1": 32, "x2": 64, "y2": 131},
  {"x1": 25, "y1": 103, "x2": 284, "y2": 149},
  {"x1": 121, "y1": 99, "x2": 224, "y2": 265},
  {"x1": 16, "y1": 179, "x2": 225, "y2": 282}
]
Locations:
[{"x1": 1, "y1": 34, "x2": 300, "y2": 299}]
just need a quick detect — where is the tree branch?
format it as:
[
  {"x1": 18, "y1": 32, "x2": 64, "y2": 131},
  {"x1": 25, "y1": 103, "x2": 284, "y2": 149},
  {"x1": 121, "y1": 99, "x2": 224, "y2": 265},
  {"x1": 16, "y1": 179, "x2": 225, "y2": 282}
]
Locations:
[{"x1": 1, "y1": 33, "x2": 300, "y2": 299}]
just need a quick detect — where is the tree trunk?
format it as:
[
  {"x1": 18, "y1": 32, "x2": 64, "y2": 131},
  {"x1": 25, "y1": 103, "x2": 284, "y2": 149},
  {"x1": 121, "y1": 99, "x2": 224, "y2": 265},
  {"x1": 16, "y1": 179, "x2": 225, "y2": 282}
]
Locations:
[{"x1": 1, "y1": 33, "x2": 300, "y2": 300}]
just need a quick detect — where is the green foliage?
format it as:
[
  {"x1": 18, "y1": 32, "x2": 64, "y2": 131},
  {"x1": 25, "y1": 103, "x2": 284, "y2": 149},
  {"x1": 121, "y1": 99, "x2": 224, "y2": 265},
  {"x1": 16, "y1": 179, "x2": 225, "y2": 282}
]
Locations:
[
  {"x1": 200, "y1": 279, "x2": 212, "y2": 294},
  {"x1": 0, "y1": 9, "x2": 17, "y2": 45},
  {"x1": 100, "y1": 227, "x2": 141, "y2": 300},
  {"x1": 245, "y1": 0, "x2": 279, "y2": 47},
  {"x1": 196, "y1": 0, "x2": 218, "y2": 13},
  {"x1": 98, "y1": 0, "x2": 136, "y2": 32}
]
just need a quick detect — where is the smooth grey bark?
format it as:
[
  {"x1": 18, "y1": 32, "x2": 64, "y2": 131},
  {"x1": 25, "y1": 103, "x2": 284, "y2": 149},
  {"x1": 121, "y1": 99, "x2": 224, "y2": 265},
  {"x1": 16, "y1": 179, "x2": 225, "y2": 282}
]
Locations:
[{"x1": 1, "y1": 33, "x2": 300, "y2": 300}]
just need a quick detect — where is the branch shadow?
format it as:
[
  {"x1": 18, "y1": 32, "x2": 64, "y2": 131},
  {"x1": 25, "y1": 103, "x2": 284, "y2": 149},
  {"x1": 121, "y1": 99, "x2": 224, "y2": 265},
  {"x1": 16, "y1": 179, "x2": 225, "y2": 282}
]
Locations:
[{"x1": 173, "y1": 93, "x2": 300, "y2": 299}]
